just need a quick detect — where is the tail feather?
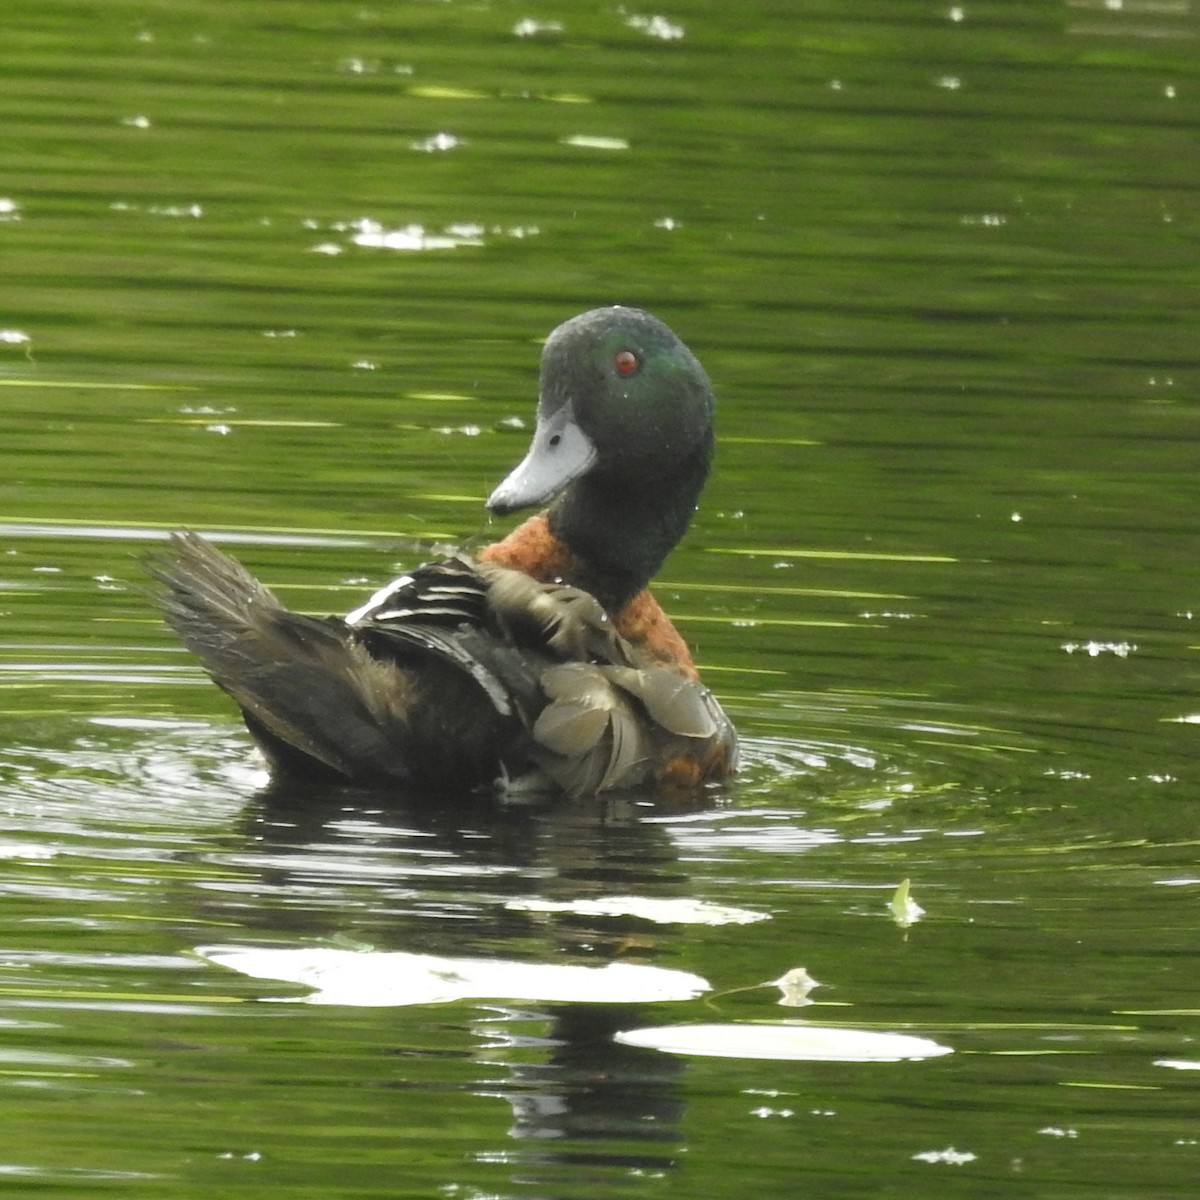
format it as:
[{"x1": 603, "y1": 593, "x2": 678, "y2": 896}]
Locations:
[{"x1": 148, "y1": 533, "x2": 447, "y2": 784}]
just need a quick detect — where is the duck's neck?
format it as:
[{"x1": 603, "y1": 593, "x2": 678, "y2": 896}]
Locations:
[{"x1": 547, "y1": 445, "x2": 710, "y2": 612}]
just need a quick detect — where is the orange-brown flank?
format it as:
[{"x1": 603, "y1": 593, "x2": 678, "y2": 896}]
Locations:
[{"x1": 656, "y1": 739, "x2": 736, "y2": 788}]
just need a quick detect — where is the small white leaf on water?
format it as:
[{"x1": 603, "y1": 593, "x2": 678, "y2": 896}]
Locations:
[
  {"x1": 770, "y1": 966, "x2": 820, "y2": 1007},
  {"x1": 889, "y1": 878, "x2": 925, "y2": 927}
]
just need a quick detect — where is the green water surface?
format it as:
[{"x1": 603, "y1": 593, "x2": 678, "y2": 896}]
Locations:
[{"x1": 1, "y1": 1, "x2": 1199, "y2": 1197}]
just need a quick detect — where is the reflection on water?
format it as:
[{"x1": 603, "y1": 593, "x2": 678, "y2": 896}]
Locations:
[{"x1": 0, "y1": 683, "x2": 1198, "y2": 1194}]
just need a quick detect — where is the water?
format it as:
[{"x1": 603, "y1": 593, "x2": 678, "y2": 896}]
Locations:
[{"x1": 2, "y1": 0, "x2": 1199, "y2": 1195}]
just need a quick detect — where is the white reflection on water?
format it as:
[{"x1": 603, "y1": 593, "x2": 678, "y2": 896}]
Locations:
[
  {"x1": 344, "y1": 218, "x2": 540, "y2": 252},
  {"x1": 505, "y1": 895, "x2": 768, "y2": 925},
  {"x1": 614, "y1": 1021, "x2": 953, "y2": 1063},
  {"x1": 198, "y1": 945, "x2": 711, "y2": 1007}
]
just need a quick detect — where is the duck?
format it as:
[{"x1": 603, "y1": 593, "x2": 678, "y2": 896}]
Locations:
[{"x1": 150, "y1": 306, "x2": 737, "y2": 798}]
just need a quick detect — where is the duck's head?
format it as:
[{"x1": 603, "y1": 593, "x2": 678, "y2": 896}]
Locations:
[
  {"x1": 488, "y1": 306, "x2": 714, "y2": 516},
  {"x1": 487, "y1": 306, "x2": 717, "y2": 608}
]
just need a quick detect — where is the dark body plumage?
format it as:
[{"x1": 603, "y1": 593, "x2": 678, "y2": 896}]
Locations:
[{"x1": 151, "y1": 307, "x2": 737, "y2": 798}]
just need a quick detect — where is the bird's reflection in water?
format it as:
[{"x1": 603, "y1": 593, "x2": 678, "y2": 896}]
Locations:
[{"x1": 201, "y1": 780, "x2": 728, "y2": 1178}]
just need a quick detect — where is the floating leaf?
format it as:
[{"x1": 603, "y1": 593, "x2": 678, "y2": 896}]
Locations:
[
  {"x1": 889, "y1": 878, "x2": 925, "y2": 927},
  {"x1": 770, "y1": 966, "x2": 820, "y2": 1007},
  {"x1": 613, "y1": 1022, "x2": 952, "y2": 1062}
]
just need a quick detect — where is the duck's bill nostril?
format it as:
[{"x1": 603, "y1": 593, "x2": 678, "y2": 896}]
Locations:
[{"x1": 487, "y1": 406, "x2": 596, "y2": 514}]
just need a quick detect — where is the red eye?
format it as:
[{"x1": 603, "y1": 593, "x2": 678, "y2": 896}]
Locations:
[{"x1": 614, "y1": 350, "x2": 639, "y2": 375}]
